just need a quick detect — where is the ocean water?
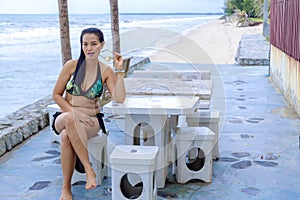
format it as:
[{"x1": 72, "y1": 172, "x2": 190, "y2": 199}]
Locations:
[{"x1": 0, "y1": 13, "x2": 221, "y2": 118}]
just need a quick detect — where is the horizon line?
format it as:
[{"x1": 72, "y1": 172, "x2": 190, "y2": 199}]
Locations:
[{"x1": 0, "y1": 12, "x2": 224, "y2": 15}]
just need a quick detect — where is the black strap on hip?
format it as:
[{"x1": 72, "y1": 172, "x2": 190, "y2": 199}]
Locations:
[{"x1": 96, "y1": 113, "x2": 107, "y2": 134}]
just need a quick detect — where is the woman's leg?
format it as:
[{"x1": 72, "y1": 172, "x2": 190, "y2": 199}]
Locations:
[
  {"x1": 60, "y1": 129, "x2": 76, "y2": 200},
  {"x1": 55, "y1": 112, "x2": 99, "y2": 191}
]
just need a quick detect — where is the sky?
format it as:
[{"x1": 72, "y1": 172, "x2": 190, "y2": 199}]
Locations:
[{"x1": 0, "y1": 0, "x2": 224, "y2": 14}]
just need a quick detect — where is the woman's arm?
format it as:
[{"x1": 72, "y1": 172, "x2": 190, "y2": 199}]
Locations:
[
  {"x1": 52, "y1": 60, "x2": 76, "y2": 112},
  {"x1": 103, "y1": 53, "x2": 126, "y2": 103}
]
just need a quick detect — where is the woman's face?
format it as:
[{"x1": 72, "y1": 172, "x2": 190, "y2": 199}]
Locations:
[{"x1": 82, "y1": 33, "x2": 104, "y2": 60}]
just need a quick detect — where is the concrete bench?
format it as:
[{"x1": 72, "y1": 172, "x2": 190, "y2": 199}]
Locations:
[
  {"x1": 109, "y1": 145, "x2": 159, "y2": 200},
  {"x1": 169, "y1": 109, "x2": 220, "y2": 160},
  {"x1": 132, "y1": 70, "x2": 211, "y2": 80},
  {"x1": 174, "y1": 126, "x2": 215, "y2": 183},
  {"x1": 185, "y1": 109, "x2": 220, "y2": 160}
]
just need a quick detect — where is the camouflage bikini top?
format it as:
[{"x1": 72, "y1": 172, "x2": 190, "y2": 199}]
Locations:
[{"x1": 66, "y1": 63, "x2": 103, "y2": 100}]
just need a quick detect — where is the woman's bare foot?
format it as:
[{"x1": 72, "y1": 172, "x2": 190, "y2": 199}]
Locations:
[
  {"x1": 60, "y1": 188, "x2": 72, "y2": 200},
  {"x1": 85, "y1": 168, "x2": 96, "y2": 190}
]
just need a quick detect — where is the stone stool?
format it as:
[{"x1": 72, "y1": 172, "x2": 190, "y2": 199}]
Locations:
[
  {"x1": 47, "y1": 104, "x2": 61, "y2": 143},
  {"x1": 72, "y1": 132, "x2": 108, "y2": 185},
  {"x1": 125, "y1": 114, "x2": 169, "y2": 188},
  {"x1": 174, "y1": 127, "x2": 215, "y2": 183},
  {"x1": 186, "y1": 109, "x2": 220, "y2": 160},
  {"x1": 109, "y1": 145, "x2": 159, "y2": 200}
]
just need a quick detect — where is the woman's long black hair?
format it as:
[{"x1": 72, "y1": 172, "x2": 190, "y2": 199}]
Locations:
[{"x1": 73, "y1": 27, "x2": 104, "y2": 85}]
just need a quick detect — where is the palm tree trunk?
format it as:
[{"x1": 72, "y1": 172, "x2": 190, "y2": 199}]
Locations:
[
  {"x1": 58, "y1": 0, "x2": 72, "y2": 65},
  {"x1": 109, "y1": 0, "x2": 120, "y2": 53},
  {"x1": 263, "y1": 0, "x2": 269, "y2": 37}
]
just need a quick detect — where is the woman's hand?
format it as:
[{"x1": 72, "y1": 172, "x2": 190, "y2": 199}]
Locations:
[
  {"x1": 80, "y1": 116, "x2": 95, "y2": 127},
  {"x1": 114, "y1": 52, "x2": 123, "y2": 70},
  {"x1": 103, "y1": 52, "x2": 126, "y2": 103},
  {"x1": 73, "y1": 109, "x2": 95, "y2": 127}
]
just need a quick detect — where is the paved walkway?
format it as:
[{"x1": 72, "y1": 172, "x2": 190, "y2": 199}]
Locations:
[{"x1": 1, "y1": 61, "x2": 300, "y2": 199}]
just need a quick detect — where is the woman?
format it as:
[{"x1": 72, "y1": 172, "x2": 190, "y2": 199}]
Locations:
[{"x1": 52, "y1": 27, "x2": 125, "y2": 200}]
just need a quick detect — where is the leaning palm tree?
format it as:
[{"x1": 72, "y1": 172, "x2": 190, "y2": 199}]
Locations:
[
  {"x1": 58, "y1": 0, "x2": 72, "y2": 65},
  {"x1": 236, "y1": 10, "x2": 251, "y2": 27},
  {"x1": 109, "y1": 0, "x2": 121, "y2": 53},
  {"x1": 100, "y1": 0, "x2": 121, "y2": 106}
]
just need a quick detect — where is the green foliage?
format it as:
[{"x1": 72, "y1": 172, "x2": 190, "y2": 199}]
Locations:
[
  {"x1": 224, "y1": 0, "x2": 243, "y2": 15},
  {"x1": 249, "y1": 17, "x2": 263, "y2": 22},
  {"x1": 253, "y1": 0, "x2": 265, "y2": 18},
  {"x1": 242, "y1": 0, "x2": 255, "y2": 17},
  {"x1": 224, "y1": 0, "x2": 265, "y2": 18}
]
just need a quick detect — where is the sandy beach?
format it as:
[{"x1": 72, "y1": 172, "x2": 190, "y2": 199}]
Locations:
[{"x1": 150, "y1": 19, "x2": 263, "y2": 64}]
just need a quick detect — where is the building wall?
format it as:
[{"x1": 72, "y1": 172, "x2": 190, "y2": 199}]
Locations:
[
  {"x1": 270, "y1": 45, "x2": 300, "y2": 116},
  {"x1": 270, "y1": 0, "x2": 300, "y2": 116},
  {"x1": 270, "y1": 0, "x2": 300, "y2": 62}
]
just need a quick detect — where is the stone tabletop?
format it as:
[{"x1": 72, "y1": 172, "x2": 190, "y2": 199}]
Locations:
[
  {"x1": 103, "y1": 95, "x2": 199, "y2": 115},
  {"x1": 124, "y1": 78, "x2": 213, "y2": 100}
]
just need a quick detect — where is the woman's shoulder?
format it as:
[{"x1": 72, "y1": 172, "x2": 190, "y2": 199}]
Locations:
[
  {"x1": 64, "y1": 59, "x2": 78, "y2": 73},
  {"x1": 64, "y1": 59, "x2": 78, "y2": 67},
  {"x1": 99, "y1": 61, "x2": 113, "y2": 75}
]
